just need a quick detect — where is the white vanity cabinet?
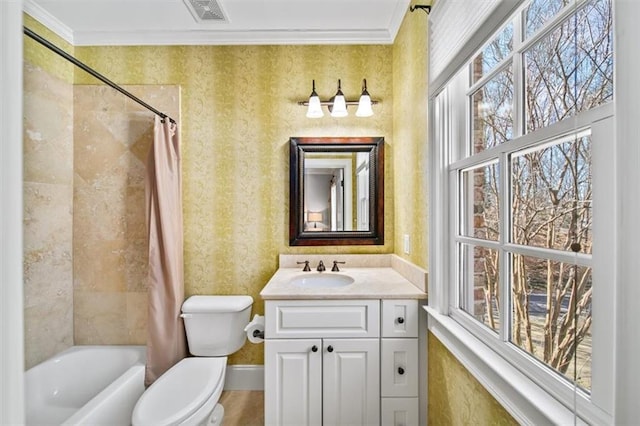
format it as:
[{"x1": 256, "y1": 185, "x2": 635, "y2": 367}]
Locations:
[
  {"x1": 264, "y1": 298, "x2": 419, "y2": 426},
  {"x1": 380, "y1": 299, "x2": 419, "y2": 426}
]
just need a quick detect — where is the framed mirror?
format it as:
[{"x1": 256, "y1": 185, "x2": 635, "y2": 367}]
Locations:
[{"x1": 289, "y1": 136, "x2": 384, "y2": 246}]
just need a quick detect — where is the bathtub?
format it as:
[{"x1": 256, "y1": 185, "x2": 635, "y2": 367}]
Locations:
[{"x1": 25, "y1": 345, "x2": 146, "y2": 426}]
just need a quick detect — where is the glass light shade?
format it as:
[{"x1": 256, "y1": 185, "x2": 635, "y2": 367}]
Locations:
[
  {"x1": 330, "y1": 79, "x2": 348, "y2": 117},
  {"x1": 331, "y1": 94, "x2": 348, "y2": 117},
  {"x1": 356, "y1": 94, "x2": 373, "y2": 117},
  {"x1": 306, "y1": 95, "x2": 324, "y2": 118}
]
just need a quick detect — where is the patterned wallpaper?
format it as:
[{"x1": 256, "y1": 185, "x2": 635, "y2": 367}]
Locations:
[
  {"x1": 23, "y1": 15, "x2": 74, "y2": 83},
  {"x1": 428, "y1": 332, "x2": 517, "y2": 425},
  {"x1": 393, "y1": 2, "x2": 429, "y2": 269}
]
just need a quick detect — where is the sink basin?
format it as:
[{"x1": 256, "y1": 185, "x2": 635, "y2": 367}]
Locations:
[{"x1": 290, "y1": 273, "x2": 355, "y2": 288}]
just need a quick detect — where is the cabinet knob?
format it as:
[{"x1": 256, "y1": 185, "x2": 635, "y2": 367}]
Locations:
[
  {"x1": 398, "y1": 366, "x2": 405, "y2": 375},
  {"x1": 311, "y1": 345, "x2": 318, "y2": 352},
  {"x1": 327, "y1": 345, "x2": 334, "y2": 353},
  {"x1": 397, "y1": 317, "x2": 405, "y2": 324}
]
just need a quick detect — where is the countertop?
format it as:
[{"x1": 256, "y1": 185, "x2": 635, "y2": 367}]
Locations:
[{"x1": 260, "y1": 267, "x2": 427, "y2": 300}]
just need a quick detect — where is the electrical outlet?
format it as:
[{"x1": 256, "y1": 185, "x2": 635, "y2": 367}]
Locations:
[{"x1": 403, "y1": 234, "x2": 411, "y2": 254}]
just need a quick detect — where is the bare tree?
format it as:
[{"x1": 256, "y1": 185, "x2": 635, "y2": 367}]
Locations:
[{"x1": 470, "y1": 0, "x2": 611, "y2": 389}]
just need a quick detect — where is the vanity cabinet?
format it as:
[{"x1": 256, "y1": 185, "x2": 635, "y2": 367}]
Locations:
[
  {"x1": 265, "y1": 338, "x2": 379, "y2": 426},
  {"x1": 264, "y1": 299, "x2": 419, "y2": 426},
  {"x1": 380, "y1": 299, "x2": 419, "y2": 426}
]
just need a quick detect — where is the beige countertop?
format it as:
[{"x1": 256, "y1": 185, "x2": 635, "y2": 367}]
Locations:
[{"x1": 260, "y1": 267, "x2": 427, "y2": 300}]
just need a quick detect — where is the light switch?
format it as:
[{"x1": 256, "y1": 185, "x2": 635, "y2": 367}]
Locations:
[{"x1": 403, "y1": 234, "x2": 410, "y2": 254}]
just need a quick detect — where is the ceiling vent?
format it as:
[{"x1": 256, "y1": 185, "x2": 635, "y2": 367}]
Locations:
[{"x1": 183, "y1": 0, "x2": 227, "y2": 22}]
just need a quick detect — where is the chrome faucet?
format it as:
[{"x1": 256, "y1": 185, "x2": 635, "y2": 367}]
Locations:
[
  {"x1": 316, "y1": 260, "x2": 326, "y2": 272},
  {"x1": 297, "y1": 260, "x2": 311, "y2": 272}
]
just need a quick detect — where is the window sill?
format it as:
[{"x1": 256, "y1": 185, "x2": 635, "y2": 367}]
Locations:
[{"x1": 425, "y1": 306, "x2": 586, "y2": 425}]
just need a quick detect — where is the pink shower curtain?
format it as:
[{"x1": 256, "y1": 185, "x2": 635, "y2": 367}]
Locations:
[{"x1": 144, "y1": 116, "x2": 187, "y2": 387}]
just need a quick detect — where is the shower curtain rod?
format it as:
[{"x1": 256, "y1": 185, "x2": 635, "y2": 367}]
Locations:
[{"x1": 23, "y1": 27, "x2": 176, "y2": 125}]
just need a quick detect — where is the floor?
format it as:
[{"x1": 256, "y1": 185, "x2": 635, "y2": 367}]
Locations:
[{"x1": 218, "y1": 391, "x2": 264, "y2": 426}]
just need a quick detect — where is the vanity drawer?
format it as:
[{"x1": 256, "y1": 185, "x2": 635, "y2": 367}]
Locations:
[
  {"x1": 265, "y1": 300, "x2": 380, "y2": 338},
  {"x1": 381, "y1": 299, "x2": 418, "y2": 338}
]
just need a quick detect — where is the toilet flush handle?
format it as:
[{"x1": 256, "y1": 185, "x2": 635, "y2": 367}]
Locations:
[{"x1": 180, "y1": 313, "x2": 193, "y2": 319}]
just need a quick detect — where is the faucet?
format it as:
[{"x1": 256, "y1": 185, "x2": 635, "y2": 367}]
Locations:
[
  {"x1": 297, "y1": 260, "x2": 311, "y2": 272},
  {"x1": 316, "y1": 260, "x2": 326, "y2": 272},
  {"x1": 332, "y1": 260, "x2": 346, "y2": 272}
]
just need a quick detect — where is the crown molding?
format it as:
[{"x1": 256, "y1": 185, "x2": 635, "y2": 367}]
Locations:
[
  {"x1": 23, "y1": 0, "x2": 74, "y2": 44},
  {"x1": 70, "y1": 28, "x2": 397, "y2": 46}
]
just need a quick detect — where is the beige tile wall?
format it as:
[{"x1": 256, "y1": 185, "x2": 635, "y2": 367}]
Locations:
[
  {"x1": 23, "y1": 61, "x2": 74, "y2": 369},
  {"x1": 72, "y1": 85, "x2": 179, "y2": 345}
]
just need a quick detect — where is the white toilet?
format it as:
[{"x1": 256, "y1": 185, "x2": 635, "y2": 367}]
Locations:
[{"x1": 132, "y1": 295, "x2": 254, "y2": 426}]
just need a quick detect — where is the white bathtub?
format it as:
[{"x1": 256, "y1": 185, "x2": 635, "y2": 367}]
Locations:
[{"x1": 25, "y1": 345, "x2": 146, "y2": 426}]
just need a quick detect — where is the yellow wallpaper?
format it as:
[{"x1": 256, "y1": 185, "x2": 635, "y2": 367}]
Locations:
[
  {"x1": 392, "y1": 2, "x2": 429, "y2": 269},
  {"x1": 428, "y1": 332, "x2": 518, "y2": 425},
  {"x1": 23, "y1": 15, "x2": 74, "y2": 83},
  {"x1": 72, "y1": 44, "x2": 395, "y2": 365}
]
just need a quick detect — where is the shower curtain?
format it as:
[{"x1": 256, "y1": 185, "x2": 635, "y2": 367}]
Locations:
[{"x1": 144, "y1": 116, "x2": 187, "y2": 387}]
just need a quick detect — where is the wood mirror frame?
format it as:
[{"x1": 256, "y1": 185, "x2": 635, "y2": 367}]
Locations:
[{"x1": 289, "y1": 136, "x2": 384, "y2": 246}]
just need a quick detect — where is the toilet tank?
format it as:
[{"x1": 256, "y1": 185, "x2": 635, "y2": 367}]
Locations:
[{"x1": 181, "y1": 295, "x2": 253, "y2": 356}]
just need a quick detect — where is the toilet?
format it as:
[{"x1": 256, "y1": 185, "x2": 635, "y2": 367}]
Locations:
[{"x1": 132, "y1": 295, "x2": 254, "y2": 426}]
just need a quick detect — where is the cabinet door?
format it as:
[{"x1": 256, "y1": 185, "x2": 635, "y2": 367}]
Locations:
[
  {"x1": 265, "y1": 339, "x2": 322, "y2": 426},
  {"x1": 381, "y1": 338, "x2": 419, "y2": 397},
  {"x1": 381, "y1": 397, "x2": 419, "y2": 426},
  {"x1": 322, "y1": 339, "x2": 380, "y2": 426}
]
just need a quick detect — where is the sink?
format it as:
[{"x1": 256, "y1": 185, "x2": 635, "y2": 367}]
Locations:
[{"x1": 290, "y1": 273, "x2": 355, "y2": 288}]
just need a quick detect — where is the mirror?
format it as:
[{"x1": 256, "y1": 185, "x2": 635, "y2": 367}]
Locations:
[{"x1": 289, "y1": 136, "x2": 384, "y2": 246}]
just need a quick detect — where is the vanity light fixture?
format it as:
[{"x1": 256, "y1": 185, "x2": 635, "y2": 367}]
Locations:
[
  {"x1": 355, "y1": 79, "x2": 373, "y2": 117},
  {"x1": 299, "y1": 79, "x2": 378, "y2": 118},
  {"x1": 330, "y1": 79, "x2": 348, "y2": 118},
  {"x1": 306, "y1": 80, "x2": 324, "y2": 118}
]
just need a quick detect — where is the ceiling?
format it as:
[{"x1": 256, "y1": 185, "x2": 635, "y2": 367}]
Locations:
[{"x1": 25, "y1": 0, "x2": 413, "y2": 46}]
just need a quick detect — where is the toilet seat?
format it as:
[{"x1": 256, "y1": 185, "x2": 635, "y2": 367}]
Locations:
[{"x1": 132, "y1": 357, "x2": 227, "y2": 426}]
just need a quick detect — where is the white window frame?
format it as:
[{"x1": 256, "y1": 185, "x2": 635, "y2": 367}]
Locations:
[{"x1": 428, "y1": 0, "x2": 615, "y2": 424}]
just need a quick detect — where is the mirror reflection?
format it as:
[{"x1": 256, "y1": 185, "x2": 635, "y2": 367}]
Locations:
[
  {"x1": 303, "y1": 152, "x2": 370, "y2": 232},
  {"x1": 289, "y1": 137, "x2": 384, "y2": 246}
]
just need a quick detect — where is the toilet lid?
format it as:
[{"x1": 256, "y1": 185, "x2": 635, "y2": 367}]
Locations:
[{"x1": 133, "y1": 357, "x2": 226, "y2": 426}]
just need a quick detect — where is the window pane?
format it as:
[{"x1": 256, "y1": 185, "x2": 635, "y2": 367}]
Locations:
[
  {"x1": 525, "y1": 0, "x2": 613, "y2": 132},
  {"x1": 461, "y1": 163, "x2": 500, "y2": 241},
  {"x1": 511, "y1": 134, "x2": 592, "y2": 253},
  {"x1": 472, "y1": 23, "x2": 513, "y2": 83},
  {"x1": 472, "y1": 66, "x2": 514, "y2": 152},
  {"x1": 459, "y1": 243, "x2": 501, "y2": 333},
  {"x1": 511, "y1": 253, "x2": 592, "y2": 391},
  {"x1": 524, "y1": 0, "x2": 571, "y2": 39}
]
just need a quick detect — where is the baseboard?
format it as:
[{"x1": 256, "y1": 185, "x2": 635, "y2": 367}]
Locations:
[{"x1": 224, "y1": 365, "x2": 264, "y2": 391}]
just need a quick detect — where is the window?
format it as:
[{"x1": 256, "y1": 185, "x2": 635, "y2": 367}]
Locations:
[{"x1": 435, "y1": 0, "x2": 614, "y2": 420}]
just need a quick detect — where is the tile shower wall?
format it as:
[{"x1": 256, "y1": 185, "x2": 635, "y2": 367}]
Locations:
[
  {"x1": 73, "y1": 85, "x2": 179, "y2": 345},
  {"x1": 23, "y1": 60, "x2": 74, "y2": 369}
]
